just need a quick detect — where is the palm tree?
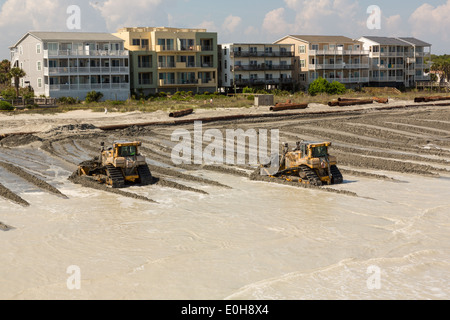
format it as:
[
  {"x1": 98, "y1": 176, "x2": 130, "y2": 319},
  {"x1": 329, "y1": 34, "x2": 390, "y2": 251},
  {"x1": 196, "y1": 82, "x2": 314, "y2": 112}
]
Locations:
[
  {"x1": 8, "y1": 67, "x2": 26, "y2": 98},
  {"x1": 0, "y1": 59, "x2": 11, "y2": 85}
]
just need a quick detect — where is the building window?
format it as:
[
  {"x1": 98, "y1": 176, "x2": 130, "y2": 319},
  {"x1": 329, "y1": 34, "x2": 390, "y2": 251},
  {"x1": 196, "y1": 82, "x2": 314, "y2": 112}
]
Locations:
[
  {"x1": 19, "y1": 46, "x2": 23, "y2": 55},
  {"x1": 37, "y1": 61, "x2": 42, "y2": 71},
  {"x1": 138, "y1": 55, "x2": 152, "y2": 68},
  {"x1": 223, "y1": 48, "x2": 227, "y2": 56},
  {"x1": 132, "y1": 39, "x2": 141, "y2": 46},
  {"x1": 311, "y1": 44, "x2": 319, "y2": 51},
  {"x1": 300, "y1": 59, "x2": 306, "y2": 68},
  {"x1": 139, "y1": 72, "x2": 152, "y2": 85},
  {"x1": 224, "y1": 60, "x2": 227, "y2": 69},
  {"x1": 298, "y1": 45, "x2": 306, "y2": 54},
  {"x1": 141, "y1": 39, "x2": 149, "y2": 48},
  {"x1": 158, "y1": 39, "x2": 174, "y2": 51},
  {"x1": 37, "y1": 78, "x2": 42, "y2": 88},
  {"x1": 36, "y1": 44, "x2": 41, "y2": 54}
]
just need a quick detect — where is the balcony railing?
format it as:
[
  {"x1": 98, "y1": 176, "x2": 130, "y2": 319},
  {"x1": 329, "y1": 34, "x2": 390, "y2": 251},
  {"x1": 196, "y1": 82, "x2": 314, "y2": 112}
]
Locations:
[
  {"x1": 308, "y1": 63, "x2": 369, "y2": 70},
  {"x1": 45, "y1": 66, "x2": 129, "y2": 75},
  {"x1": 234, "y1": 64, "x2": 293, "y2": 71},
  {"x1": 309, "y1": 50, "x2": 369, "y2": 56},
  {"x1": 232, "y1": 51, "x2": 295, "y2": 58},
  {"x1": 369, "y1": 76, "x2": 404, "y2": 82},
  {"x1": 44, "y1": 49, "x2": 129, "y2": 57},
  {"x1": 232, "y1": 78, "x2": 294, "y2": 86},
  {"x1": 48, "y1": 83, "x2": 129, "y2": 91}
]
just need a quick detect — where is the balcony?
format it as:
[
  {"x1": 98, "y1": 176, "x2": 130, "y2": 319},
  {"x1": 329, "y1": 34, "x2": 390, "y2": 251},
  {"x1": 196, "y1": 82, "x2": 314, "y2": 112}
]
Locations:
[
  {"x1": 415, "y1": 75, "x2": 431, "y2": 81},
  {"x1": 180, "y1": 45, "x2": 202, "y2": 52},
  {"x1": 47, "y1": 83, "x2": 129, "y2": 91},
  {"x1": 155, "y1": 45, "x2": 207, "y2": 52},
  {"x1": 234, "y1": 64, "x2": 293, "y2": 71},
  {"x1": 158, "y1": 79, "x2": 199, "y2": 86},
  {"x1": 45, "y1": 66, "x2": 129, "y2": 75},
  {"x1": 44, "y1": 49, "x2": 129, "y2": 58},
  {"x1": 308, "y1": 63, "x2": 369, "y2": 70},
  {"x1": 309, "y1": 50, "x2": 369, "y2": 56},
  {"x1": 232, "y1": 51, "x2": 294, "y2": 58},
  {"x1": 232, "y1": 78, "x2": 293, "y2": 86},
  {"x1": 369, "y1": 76, "x2": 404, "y2": 82}
]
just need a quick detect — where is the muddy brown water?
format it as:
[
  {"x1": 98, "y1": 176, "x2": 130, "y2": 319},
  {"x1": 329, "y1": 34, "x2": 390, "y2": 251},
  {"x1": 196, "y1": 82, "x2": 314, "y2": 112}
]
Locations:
[{"x1": 1, "y1": 105, "x2": 449, "y2": 299}]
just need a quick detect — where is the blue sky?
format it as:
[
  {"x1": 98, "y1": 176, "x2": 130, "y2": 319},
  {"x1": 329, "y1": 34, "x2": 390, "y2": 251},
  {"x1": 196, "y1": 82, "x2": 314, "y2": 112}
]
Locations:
[{"x1": 0, "y1": 0, "x2": 449, "y2": 59}]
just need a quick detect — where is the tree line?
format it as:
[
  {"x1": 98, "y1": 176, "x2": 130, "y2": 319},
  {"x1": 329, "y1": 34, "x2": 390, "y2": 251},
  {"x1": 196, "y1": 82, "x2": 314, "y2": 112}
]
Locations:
[
  {"x1": 0, "y1": 59, "x2": 28, "y2": 99},
  {"x1": 429, "y1": 54, "x2": 450, "y2": 82}
]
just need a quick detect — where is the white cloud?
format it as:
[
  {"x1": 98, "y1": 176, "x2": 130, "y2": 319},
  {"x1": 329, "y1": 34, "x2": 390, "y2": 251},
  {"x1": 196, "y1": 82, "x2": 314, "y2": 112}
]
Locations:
[
  {"x1": 195, "y1": 20, "x2": 218, "y2": 32},
  {"x1": 409, "y1": 0, "x2": 450, "y2": 42},
  {"x1": 90, "y1": 0, "x2": 170, "y2": 30},
  {"x1": 0, "y1": 0, "x2": 66, "y2": 30},
  {"x1": 262, "y1": 8, "x2": 293, "y2": 36},
  {"x1": 384, "y1": 15, "x2": 403, "y2": 36},
  {"x1": 222, "y1": 15, "x2": 241, "y2": 34}
]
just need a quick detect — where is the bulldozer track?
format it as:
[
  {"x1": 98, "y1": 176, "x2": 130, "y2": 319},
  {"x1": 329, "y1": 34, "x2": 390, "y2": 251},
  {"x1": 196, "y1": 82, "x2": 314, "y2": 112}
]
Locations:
[
  {"x1": 137, "y1": 165, "x2": 153, "y2": 185},
  {"x1": 330, "y1": 165, "x2": 344, "y2": 184},
  {"x1": 106, "y1": 165, "x2": 125, "y2": 188},
  {"x1": 300, "y1": 165, "x2": 323, "y2": 186}
]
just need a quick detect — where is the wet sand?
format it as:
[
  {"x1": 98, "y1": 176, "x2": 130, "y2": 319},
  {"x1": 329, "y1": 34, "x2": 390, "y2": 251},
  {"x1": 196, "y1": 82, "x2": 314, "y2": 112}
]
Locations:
[{"x1": 0, "y1": 101, "x2": 449, "y2": 299}]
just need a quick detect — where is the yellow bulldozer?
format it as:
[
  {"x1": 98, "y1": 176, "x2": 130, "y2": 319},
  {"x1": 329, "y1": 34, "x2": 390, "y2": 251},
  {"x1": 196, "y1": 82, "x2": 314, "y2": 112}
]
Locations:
[
  {"x1": 262, "y1": 141, "x2": 343, "y2": 186},
  {"x1": 77, "y1": 141, "x2": 152, "y2": 188}
]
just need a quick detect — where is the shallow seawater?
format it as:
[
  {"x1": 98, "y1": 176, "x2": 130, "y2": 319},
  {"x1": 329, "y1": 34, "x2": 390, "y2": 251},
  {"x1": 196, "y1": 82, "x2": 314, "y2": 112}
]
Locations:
[{"x1": 0, "y1": 147, "x2": 449, "y2": 300}]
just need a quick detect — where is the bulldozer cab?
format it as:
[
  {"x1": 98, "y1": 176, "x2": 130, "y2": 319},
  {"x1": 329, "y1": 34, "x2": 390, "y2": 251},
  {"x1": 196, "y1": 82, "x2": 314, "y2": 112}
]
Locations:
[
  {"x1": 307, "y1": 142, "x2": 331, "y2": 159},
  {"x1": 112, "y1": 141, "x2": 142, "y2": 158},
  {"x1": 293, "y1": 141, "x2": 331, "y2": 159},
  {"x1": 118, "y1": 145, "x2": 137, "y2": 157}
]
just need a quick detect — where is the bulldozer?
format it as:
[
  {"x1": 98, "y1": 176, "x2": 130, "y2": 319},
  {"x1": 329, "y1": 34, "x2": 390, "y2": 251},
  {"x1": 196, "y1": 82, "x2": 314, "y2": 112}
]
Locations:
[
  {"x1": 77, "y1": 141, "x2": 153, "y2": 188},
  {"x1": 261, "y1": 141, "x2": 343, "y2": 186}
]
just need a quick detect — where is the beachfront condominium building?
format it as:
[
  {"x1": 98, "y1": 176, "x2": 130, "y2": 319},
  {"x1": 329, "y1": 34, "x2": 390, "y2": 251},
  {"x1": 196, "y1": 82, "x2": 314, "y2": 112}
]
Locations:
[
  {"x1": 10, "y1": 32, "x2": 130, "y2": 101},
  {"x1": 274, "y1": 35, "x2": 370, "y2": 89},
  {"x1": 114, "y1": 27, "x2": 218, "y2": 95},
  {"x1": 358, "y1": 36, "x2": 431, "y2": 88},
  {"x1": 219, "y1": 43, "x2": 295, "y2": 92}
]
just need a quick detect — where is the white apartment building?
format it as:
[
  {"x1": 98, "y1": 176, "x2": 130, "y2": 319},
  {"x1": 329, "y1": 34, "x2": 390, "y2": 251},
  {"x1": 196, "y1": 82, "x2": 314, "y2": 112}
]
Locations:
[
  {"x1": 358, "y1": 36, "x2": 431, "y2": 88},
  {"x1": 219, "y1": 43, "x2": 294, "y2": 92},
  {"x1": 10, "y1": 32, "x2": 130, "y2": 101},
  {"x1": 275, "y1": 35, "x2": 370, "y2": 89}
]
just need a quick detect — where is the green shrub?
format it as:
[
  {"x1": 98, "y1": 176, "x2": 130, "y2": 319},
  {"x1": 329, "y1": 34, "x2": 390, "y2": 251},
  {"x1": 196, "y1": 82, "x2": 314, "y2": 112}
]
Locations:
[
  {"x1": 327, "y1": 81, "x2": 347, "y2": 95},
  {"x1": 243, "y1": 87, "x2": 254, "y2": 94},
  {"x1": 57, "y1": 96, "x2": 78, "y2": 105},
  {"x1": 308, "y1": 77, "x2": 330, "y2": 96},
  {"x1": 0, "y1": 100, "x2": 14, "y2": 111},
  {"x1": 1, "y1": 87, "x2": 16, "y2": 100},
  {"x1": 85, "y1": 91, "x2": 103, "y2": 103},
  {"x1": 247, "y1": 95, "x2": 255, "y2": 101}
]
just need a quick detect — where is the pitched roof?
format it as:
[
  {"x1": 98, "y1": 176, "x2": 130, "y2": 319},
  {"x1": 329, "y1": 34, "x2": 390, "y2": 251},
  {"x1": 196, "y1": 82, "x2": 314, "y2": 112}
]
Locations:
[
  {"x1": 360, "y1": 36, "x2": 407, "y2": 45},
  {"x1": 30, "y1": 32, "x2": 122, "y2": 42},
  {"x1": 361, "y1": 36, "x2": 431, "y2": 47},
  {"x1": 286, "y1": 35, "x2": 361, "y2": 44},
  {"x1": 398, "y1": 37, "x2": 431, "y2": 47},
  {"x1": 11, "y1": 31, "x2": 123, "y2": 47}
]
